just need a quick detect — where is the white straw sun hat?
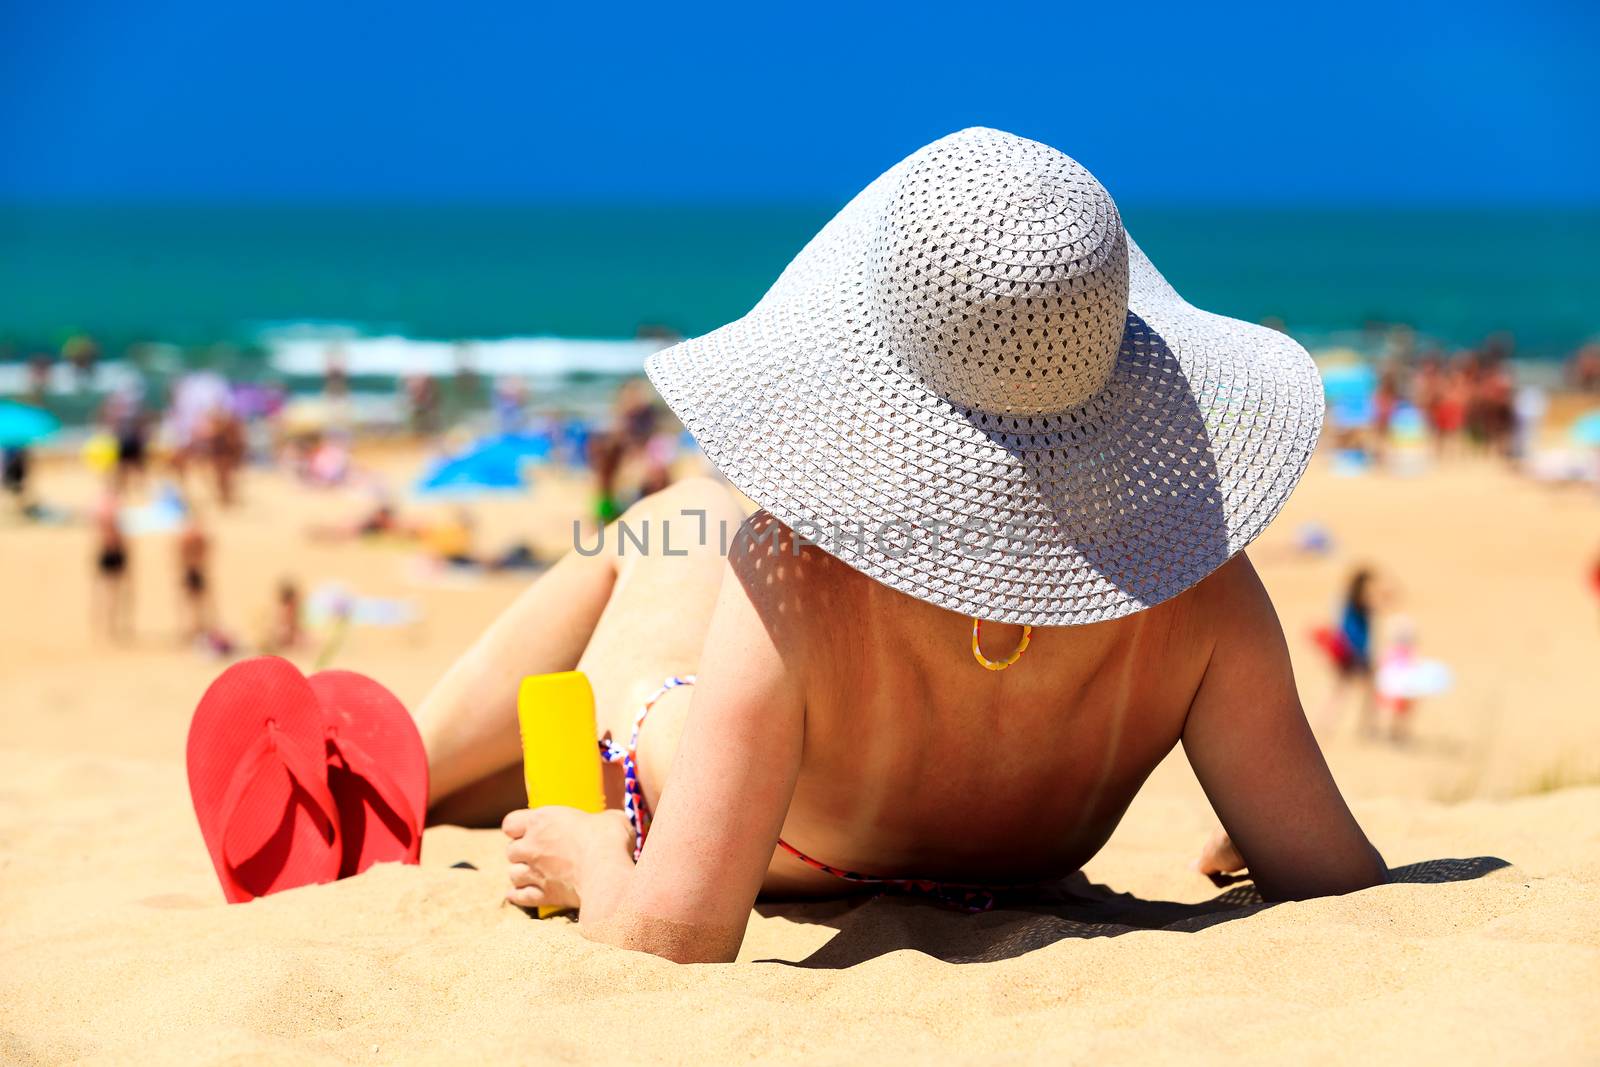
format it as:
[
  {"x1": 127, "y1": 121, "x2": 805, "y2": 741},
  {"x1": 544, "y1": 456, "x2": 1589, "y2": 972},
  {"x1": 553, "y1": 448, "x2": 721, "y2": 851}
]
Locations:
[{"x1": 646, "y1": 127, "x2": 1324, "y2": 627}]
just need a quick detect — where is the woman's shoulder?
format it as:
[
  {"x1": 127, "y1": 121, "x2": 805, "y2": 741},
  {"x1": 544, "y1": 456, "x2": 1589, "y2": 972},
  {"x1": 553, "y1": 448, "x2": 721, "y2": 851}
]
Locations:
[
  {"x1": 730, "y1": 511, "x2": 853, "y2": 573},
  {"x1": 728, "y1": 511, "x2": 869, "y2": 637},
  {"x1": 1179, "y1": 551, "x2": 1302, "y2": 673}
]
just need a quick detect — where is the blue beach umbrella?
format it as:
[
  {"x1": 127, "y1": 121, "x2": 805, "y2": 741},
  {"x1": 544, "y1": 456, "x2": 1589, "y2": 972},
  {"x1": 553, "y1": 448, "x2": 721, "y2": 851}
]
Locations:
[
  {"x1": 1319, "y1": 363, "x2": 1377, "y2": 430},
  {"x1": 415, "y1": 453, "x2": 525, "y2": 496},
  {"x1": 0, "y1": 401, "x2": 60, "y2": 449},
  {"x1": 414, "y1": 433, "x2": 551, "y2": 497},
  {"x1": 1570, "y1": 410, "x2": 1600, "y2": 448}
]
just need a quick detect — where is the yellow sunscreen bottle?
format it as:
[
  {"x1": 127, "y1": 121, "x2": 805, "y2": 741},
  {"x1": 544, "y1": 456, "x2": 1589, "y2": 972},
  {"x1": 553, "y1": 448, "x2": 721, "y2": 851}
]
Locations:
[{"x1": 517, "y1": 671, "x2": 606, "y2": 917}]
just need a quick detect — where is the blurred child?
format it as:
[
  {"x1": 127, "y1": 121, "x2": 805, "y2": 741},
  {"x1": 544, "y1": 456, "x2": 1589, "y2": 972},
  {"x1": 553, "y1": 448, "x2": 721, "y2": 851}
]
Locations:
[
  {"x1": 1312, "y1": 566, "x2": 1380, "y2": 736},
  {"x1": 1376, "y1": 616, "x2": 1418, "y2": 743},
  {"x1": 93, "y1": 491, "x2": 132, "y2": 641},
  {"x1": 1375, "y1": 616, "x2": 1453, "y2": 744}
]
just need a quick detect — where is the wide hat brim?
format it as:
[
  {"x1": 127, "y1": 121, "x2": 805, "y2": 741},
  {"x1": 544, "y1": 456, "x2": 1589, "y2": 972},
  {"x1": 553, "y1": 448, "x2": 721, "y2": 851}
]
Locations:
[{"x1": 645, "y1": 157, "x2": 1324, "y2": 627}]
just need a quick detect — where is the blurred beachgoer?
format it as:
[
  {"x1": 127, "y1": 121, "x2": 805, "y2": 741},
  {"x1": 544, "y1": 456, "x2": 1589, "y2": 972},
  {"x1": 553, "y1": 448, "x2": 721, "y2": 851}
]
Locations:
[
  {"x1": 1569, "y1": 343, "x2": 1600, "y2": 393},
  {"x1": 420, "y1": 508, "x2": 478, "y2": 566},
  {"x1": 114, "y1": 410, "x2": 151, "y2": 494},
  {"x1": 1372, "y1": 364, "x2": 1402, "y2": 463},
  {"x1": 263, "y1": 578, "x2": 304, "y2": 654},
  {"x1": 167, "y1": 370, "x2": 233, "y2": 490},
  {"x1": 1413, "y1": 353, "x2": 1444, "y2": 454},
  {"x1": 1431, "y1": 357, "x2": 1470, "y2": 458},
  {"x1": 417, "y1": 514, "x2": 546, "y2": 573},
  {"x1": 103, "y1": 388, "x2": 152, "y2": 495},
  {"x1": 1511, "y1": 384, "x2": 1548, "y2": 462},
  {"x1": 325, "y1": 346, "x2": 350, "y2": 402},
  {"x1": 1312, "y1": 567, "x2": 1380, "y2": 736},
  {"x1": 450, "y1": 343, "x2": 488, "y2": 425},
  {"x1": 1373, "y1": 617, "x2": 1455, "y2": 745},
  {"x1": 586, "y1": 429, "x2": 626, "y2": 524},
  {"x1": 404, "y1": 373, "x2": 440, "y2": 437},
  {"x1": 301, "y1": 432, "x2": 353, "y2": 487},
  {"x1": 485, "y1": 541, "x2": 544, "y2": 572},
  {"x1": 316, "y1": 499, "x2": 520, "y2": 572},
  {"x1": 231, "y1": 382, "x2": 284, "y2": 426},
  {"x1": 492, "y1": 376, "x2": 529, "y2": 434},
  {"x1": 1376, "y1": 617, "x2": 1414, "y2": 742},
  {"x1": 597, "y1": 379, "x2": 677, "y2": 506},
  {"x1": 93, "y1": 491, "x2": 132, "y2": 641},
  {"x1": 207, "y1": 407, "x2": 246, "y2": 506},
  {"x1": 1376, "y1": 618, "x2": 1417, "y2": 743},
  {"x1": 1476, "y1": 354, "x2": 1516, "y2": 458},
  {"x1": 177, "y1": 507, "x2": 215, "y2": 643},
  {"x1": 25, "y1": 352, "x2": 52, "y2": 404},
  {"x1": 1480, "y1": 331, "x2": 1515, "y2": 367},
  {"x1": 2, "y1": 446, "x2": 30, "y2": 514},
  {"x1": 306, "y1": 495, "x2": 402, "y2": 542},
  {"x1": 615, "y1": 378, "x2": 659, "y2": 453}
]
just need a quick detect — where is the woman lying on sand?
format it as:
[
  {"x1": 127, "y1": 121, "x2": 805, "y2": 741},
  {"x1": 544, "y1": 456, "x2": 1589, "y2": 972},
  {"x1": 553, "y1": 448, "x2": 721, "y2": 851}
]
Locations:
[{"x1": 416, "y1": 130, "x2": 1387, "y2": 963}]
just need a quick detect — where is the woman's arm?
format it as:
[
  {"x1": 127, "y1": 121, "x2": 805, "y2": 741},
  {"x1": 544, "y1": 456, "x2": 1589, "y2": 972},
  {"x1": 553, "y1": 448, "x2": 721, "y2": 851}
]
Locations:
[
  {"x1": 1182, "y1": 555, "x2": 1387, "y2": 901},
  {"x1": 581, "y1": 523, "x2": 806, "y2": 962}
]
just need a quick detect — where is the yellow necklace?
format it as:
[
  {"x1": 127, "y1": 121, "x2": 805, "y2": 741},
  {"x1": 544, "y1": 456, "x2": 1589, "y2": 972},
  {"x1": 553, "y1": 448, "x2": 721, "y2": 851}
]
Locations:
[{"x1": 970, "y1": 618, "x2": 1033, "y2": 671}]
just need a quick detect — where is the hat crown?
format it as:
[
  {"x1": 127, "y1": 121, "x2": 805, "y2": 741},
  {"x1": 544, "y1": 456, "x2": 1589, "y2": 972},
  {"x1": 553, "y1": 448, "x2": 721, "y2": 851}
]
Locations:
[{"x1": 869, "y1": 129, "x2": 1129, "y2": 417}]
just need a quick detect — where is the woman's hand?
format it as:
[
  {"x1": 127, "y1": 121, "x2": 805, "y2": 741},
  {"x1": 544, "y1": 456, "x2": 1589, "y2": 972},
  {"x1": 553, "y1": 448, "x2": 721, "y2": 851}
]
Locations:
[
  {"x1": 503, "y1": 806, "x2": 635, "y2": 912},
  {"x1": 1192, "y1": 826, "x2": 1248, "y2": 884}
]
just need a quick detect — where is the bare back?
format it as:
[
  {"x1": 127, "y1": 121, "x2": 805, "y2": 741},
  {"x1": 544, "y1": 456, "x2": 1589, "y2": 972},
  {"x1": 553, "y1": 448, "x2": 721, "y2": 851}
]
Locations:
[
  {"x1": 642, "y1": 515, "x2": 1219, "y2": 894},
  {"x1": 776, "y1": 546, "x2": 1210, "y2": 888}
]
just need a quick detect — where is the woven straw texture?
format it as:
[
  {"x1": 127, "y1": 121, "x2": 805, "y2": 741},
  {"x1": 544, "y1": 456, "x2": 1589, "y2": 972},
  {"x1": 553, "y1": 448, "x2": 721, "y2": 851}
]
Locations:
[{"x1": 646, "y1": 128, "x2": 1324, "y2": 626}]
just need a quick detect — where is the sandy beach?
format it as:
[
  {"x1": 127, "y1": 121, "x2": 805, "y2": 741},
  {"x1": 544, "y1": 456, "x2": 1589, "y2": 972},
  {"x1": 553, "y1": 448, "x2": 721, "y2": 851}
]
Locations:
[{"x1": 3, "y1": 445, "x2": 1598, "y2": 1064}]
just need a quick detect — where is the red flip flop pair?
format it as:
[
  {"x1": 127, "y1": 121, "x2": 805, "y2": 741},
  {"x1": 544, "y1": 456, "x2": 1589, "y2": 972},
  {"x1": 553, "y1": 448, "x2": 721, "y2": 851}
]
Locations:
[{"x1": 186, "y1": 657, "x2": 428, "y2": 903}]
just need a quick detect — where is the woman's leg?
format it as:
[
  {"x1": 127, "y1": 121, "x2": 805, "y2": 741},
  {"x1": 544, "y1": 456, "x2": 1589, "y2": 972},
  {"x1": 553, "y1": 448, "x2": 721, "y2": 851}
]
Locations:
[
  {"x1": 419, "y1": 546, "x2": 616, "y2": 812},
  {"x1": 419, "y1": 477, "x2": 744, "y2": 824}
]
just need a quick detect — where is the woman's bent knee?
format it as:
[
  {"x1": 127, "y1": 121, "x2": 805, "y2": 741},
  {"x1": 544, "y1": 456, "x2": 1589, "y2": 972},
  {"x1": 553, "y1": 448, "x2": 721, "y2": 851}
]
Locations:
[
  {"x1": 602, "y1": 477, "x2": 744, "y2": 577},
  {"x1": 624, "y1": 478, "x2": 743, "y2": 540},
  {"x1": 632, "y1": 476, "x2": 739, "y2": 519}
]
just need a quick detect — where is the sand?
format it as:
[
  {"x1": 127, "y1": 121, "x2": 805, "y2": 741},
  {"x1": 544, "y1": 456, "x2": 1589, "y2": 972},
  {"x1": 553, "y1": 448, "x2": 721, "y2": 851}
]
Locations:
[{"x1": 2, "y1": 445, "x2": 1598, "y2": 1064}]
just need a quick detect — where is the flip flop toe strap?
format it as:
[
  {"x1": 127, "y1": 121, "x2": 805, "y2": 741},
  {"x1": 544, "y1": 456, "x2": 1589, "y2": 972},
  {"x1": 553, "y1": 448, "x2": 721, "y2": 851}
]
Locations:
[
  {"x1": 220, "y1": 721, "x2": 340, "y2": 873},
  {"x1": 326, "y1": 733, "x2": 419, "y2": 847}
]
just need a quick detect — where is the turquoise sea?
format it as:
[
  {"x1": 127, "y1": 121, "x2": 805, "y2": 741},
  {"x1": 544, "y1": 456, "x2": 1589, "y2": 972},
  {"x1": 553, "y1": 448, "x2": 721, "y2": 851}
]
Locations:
[{"x1": 2, "y1": 203, "x2": 1596, "y2": 393}]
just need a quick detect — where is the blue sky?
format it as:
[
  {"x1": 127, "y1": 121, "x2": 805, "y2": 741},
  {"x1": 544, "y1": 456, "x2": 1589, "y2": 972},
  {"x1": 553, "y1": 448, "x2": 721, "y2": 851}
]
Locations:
[{"x1": 2, "y1": 1, "x2": 1596, "y2": 205}]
